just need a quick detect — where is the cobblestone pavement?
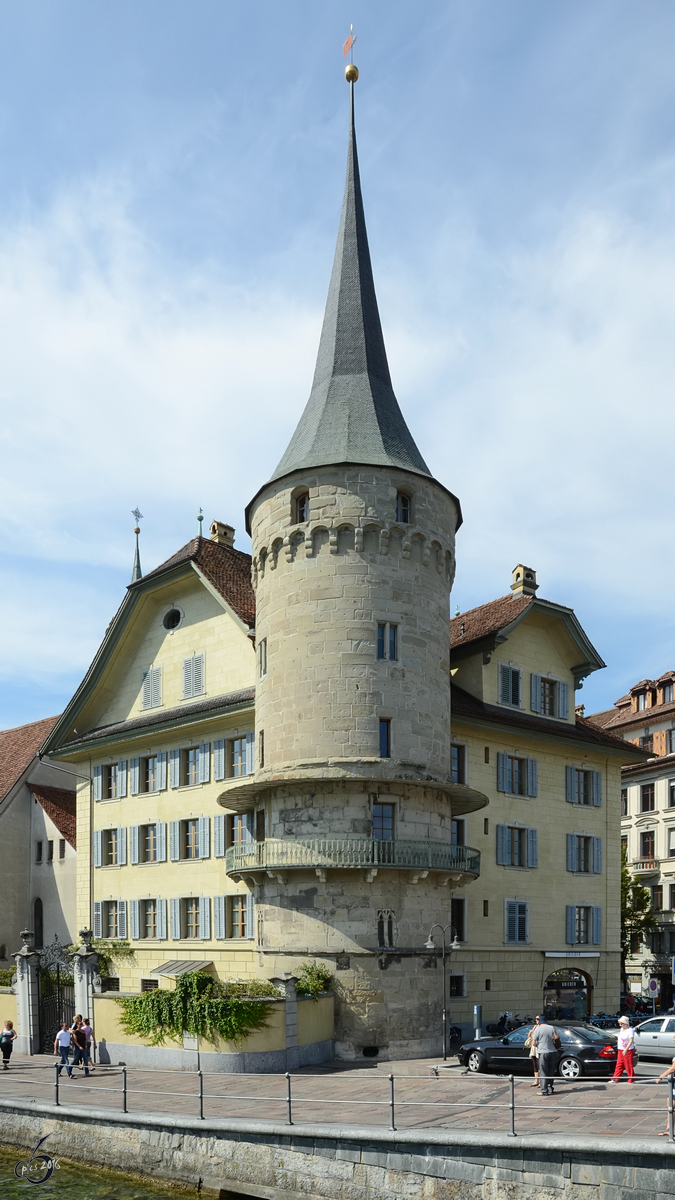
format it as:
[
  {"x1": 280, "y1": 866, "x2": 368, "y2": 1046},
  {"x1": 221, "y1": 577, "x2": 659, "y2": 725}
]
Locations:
[{"x1": 1, "y1": 1053, "x2": 672, "y2": 1140}]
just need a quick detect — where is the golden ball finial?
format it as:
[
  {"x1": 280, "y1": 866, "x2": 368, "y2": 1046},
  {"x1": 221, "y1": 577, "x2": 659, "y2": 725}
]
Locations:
[
  {"x1": 134, "y1": 526, "x2": 140, "y2": 535},
  {"x1": 345, "y1": 63, "x2": 359, "y2": 83}
]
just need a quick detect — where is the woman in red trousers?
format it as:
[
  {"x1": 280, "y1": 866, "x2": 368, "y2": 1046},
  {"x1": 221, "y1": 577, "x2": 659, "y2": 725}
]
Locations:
[{"x1": 610, "y1": 1016, "x2": 635, "y2": 1082}]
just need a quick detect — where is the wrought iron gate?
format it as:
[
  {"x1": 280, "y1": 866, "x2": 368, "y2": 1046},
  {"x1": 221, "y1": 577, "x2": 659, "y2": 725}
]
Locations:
[{"x1": 38, "y1": 956, "x2": 74, "y2": 1054}]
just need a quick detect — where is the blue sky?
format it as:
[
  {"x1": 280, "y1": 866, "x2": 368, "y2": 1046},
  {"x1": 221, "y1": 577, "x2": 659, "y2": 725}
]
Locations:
[{"x1": 1, "y1": 1, "x2": 675, "y2": 728}]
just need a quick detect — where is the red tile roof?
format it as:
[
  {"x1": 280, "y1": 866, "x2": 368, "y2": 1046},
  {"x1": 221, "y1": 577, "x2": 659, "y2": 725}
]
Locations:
[
  {"x1": 29, "y1": 784, "x2": 76, "y2": 848},
  {"x1": 133, "y1": 537, "x2": 255, "y2": 627},
  {"x1": 450, "y1": 593, "x2": 534, "y2": 648},
  {"x1": 0, "y1": 715, "x2": 60, "y2": 802}
]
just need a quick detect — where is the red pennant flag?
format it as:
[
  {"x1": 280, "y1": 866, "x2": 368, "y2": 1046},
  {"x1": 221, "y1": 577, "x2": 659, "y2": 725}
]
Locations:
[{"x1": 343, "y1": 33, "x2": 354, "y2": 57}]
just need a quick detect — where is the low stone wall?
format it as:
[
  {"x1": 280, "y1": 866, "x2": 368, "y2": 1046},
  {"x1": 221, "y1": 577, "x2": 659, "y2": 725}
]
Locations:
[{"x1": 2, "y1": 1096, "x2": 675, "y2": 1199}]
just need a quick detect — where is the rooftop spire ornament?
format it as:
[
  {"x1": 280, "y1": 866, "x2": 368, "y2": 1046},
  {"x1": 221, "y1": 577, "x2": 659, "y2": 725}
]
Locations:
[
  {"x1": 131, "y1": 507, "x2": 143, "y2": 583},
  {"x1": 343, "y1": 24, "x2": 358, "y2": 82},
  {"x1": 197, "y1": 507, "x2": 204, "y2": 536}
]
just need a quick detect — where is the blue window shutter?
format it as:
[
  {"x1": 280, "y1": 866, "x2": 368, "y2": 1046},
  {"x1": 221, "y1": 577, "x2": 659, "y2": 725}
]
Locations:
[
  {"x1": 245, "y1": 731, "x2": 255, "y2": 775},
  {"x1": 198, "y1": 742, "x2": 210, "y2": 784},
  {"x1": 130, "y1": 758, "x2": 140, "y2": 796},
  {"x1": 566, "y1": 834, "x2": 577, "y2": 872},
  {"x1": 565, "y1": 766, "x2": 576, "y2": 804},
  {"x1": 117, "y1": 760, "x2": 127, "y2": 798},
  {"x1": 169, "y1": 821, "x2": 180, "y2": 862},
  {"x1": 93, "y1": 765, "x2": 102, "y2": 802},
  {"x1": 193, "y1": 653, "x2": 204, "y2": 696},
  {"x1": 117, "y1": 826, "x2": 127, "y2": 866},
  {"x1": 246, "y1": 892, "x2": 255, "y2": 939},
  {"x1": 182, "y1": 656, "x2": 193, "y2": 699},
  {"x1": 170, "y1": 898, "x2": 181, "y2": 940},
  {"x1": 157, "y1": 822, "x2": 167, "y2": 863},
  {"x1": 214, "y1": 814, "x2": 225, "y2": 858},
  {"x1": 214, "y1": 895, "x2": 226, "y2": 939},
  {"x1": 592, "y1": 906, "x2": 602, "y2": 945},
  {"x1": 527, "y1": 828, "x2": 538, "y2": 868},
  {"x1": 243, "y1": 811, "x2": 254, "y2": 845},
  {"x1": 558, "y1": 681, "x2": 569, "y2": 719},
  {"x1": 156, "y1": 898, "x2": 167, "y2": 941},
  {"x1": 497, "y1": 752, "x2": 508, "y2": 793},
  {"x1": 566, "y1": 905, "x2": 576, "y2": 944},
  {"x1": 93, "y1": 901, "x2": 102, "y2": 939},
  {"x1": 129, "y1": 826, "x2": 139, "y2": 865},
  {"x1": 142, "y1": 670, "x2": 152, "y2": 709},
  {"x1": 527, "y1": 759, "x2": 538, "y2": 797},
  {"x1": 93, "y1": 830, "x2": 102, "y2": 868},
  {"x1": 156, "y1": 752, "x2": 167, "y2": 792},
  {"x1": 117, "y1": 900, "x2": 127, "y2": 939},
  {"x1": 518, "y1": 902, "x2": 528, "y2": 943},
  {"x1": 530, "y1": 674, "x2": 542, "y2": 713},
  {"x1": 151, "y1": 666, "x2": 162, "y2": 708},
  {"x1": 499, "y1": 664, "x2": 511, "y2": 705},
  {"x1": 593, "y1": 837, "x2": 602, "y2": 874},
  {"x1": 129, "y1": 899, "x2": 140, "y2": 940},
  {"x1": 169, "y1": 748, "x2": 180, "y2": 789},
  {"x1": 496, "y1": 824, "x2": 508, "y2": 865},
  {"x1": 198, "y1": 816, "x2": 210, "y2": 859},
  {"x1": 592, "y1": 771, "x2": 602, "y2": 807},
  {"x1": 199, "y1": 896, "x2": 210, "y2": 940},
  {"x1": 505, "y1": 900, "x2": 517, "y2": 943},
  {"x1": 214, "y1": 739, "x2": 225, "y2": 782}
]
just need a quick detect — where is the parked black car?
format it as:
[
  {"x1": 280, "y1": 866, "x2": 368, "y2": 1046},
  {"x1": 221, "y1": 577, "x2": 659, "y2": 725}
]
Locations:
[{"x1": 459, "y1": 1021, "x2": 631, "y2": 1080}]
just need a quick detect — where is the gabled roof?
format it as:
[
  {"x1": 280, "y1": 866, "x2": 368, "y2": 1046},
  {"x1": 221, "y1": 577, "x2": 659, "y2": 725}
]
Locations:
[
  {"x1": 29, "y1": 784, "x2": 76, "y2": 848},
  {"x1": 58, "y1": 688, "x2": 255, "y2": 754},
  {"x1": 246, "y1": 85, "x2": 461, "y2": 530},
  {"x1": 0, "y1": 715, "x2": 60, "y2": 802},
  {"x1": 587, "y1": 697, "x2": 675, "y2": 734},
  {"x1": 132, "y1": 537, "x2": 255, "y2": 628},
  {"x1": 450, "y1": 592, "x2": 605, "y2": 684},
  {"x1": 451, "y1": 684, "x2": 648, "y2": 758}
]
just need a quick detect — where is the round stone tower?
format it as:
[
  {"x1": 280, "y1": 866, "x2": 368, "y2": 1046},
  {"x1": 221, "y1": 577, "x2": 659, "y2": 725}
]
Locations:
[{"x1": 221, "y1": 76, "x2": 487, "y2": 1061}]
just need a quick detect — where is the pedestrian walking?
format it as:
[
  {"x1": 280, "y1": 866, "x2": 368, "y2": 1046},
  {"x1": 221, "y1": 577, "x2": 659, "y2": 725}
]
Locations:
[
  {"x1": 610, "y1": 1016, "x2": 635, "y2": 1082},
  {"x1": 531, "y1": 1019, "x2": 561, "y2": 1096},
  {"x1": 655, "y1": 1034, "x2": 675, "y2": 1135},
  {"x1": 54, "y1": 1022, "x2": 73, "y2": 1078},
  {"x1": 526, "y1": 1015, "x2": 542, "y2": 1088},
  {"x1": 71, "y1": 1020, "x2": 90, "y2": 1076},
  {"x1": 82, "y1": 1016, "x2": 96, "y2": 1070},
  {"x1": 1, "y1": 1020, "x2": 17, "y2": 1069}
]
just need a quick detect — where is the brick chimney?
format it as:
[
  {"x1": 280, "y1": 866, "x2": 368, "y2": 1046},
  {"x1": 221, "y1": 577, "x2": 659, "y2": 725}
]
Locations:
[
  {"x1": 510, "y1": 564, "x2": 538, "y2": 597},
  {"x1": 210, "y1": 521, "x2": 235, "y2": 547}
]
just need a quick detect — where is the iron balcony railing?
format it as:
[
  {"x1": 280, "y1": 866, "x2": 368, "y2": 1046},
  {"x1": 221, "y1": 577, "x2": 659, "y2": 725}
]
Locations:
[{"x1": 225, "y1": 838, "x2": 480, "y2": 877}]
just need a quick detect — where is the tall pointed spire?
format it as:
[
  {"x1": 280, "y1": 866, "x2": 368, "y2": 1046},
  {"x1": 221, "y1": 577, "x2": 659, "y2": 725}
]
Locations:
[
  {"x1": 268, "y1": 70, "x2": 431, "y2": 484},
  {"x1": 131, "y1": 508, "x2": 143, "y2": 583}
]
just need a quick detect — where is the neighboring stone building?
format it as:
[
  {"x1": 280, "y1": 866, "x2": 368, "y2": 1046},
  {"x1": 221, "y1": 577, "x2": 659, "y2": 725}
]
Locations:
[
  {"x1": 588, "y1": 673, "x2": 675, "y2": 1006},
  {"x1": 0, "y1": 716, "x2": 78, "y2": 957}
]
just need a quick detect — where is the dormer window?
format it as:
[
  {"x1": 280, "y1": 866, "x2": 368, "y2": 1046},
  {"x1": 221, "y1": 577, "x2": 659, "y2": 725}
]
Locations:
[
  {"x1": 294, "y1": 492, "x2": 309, "y2": 523},
  {"x1": 665, "y1": 684, "x2": 674, "y2": 704},
  {"x1": 395, "y1": 492, "x2": 410, "y2": 524},
  {"x1": 637, "y1": 692, "x2": 646, "y2": 711},
  {"x1": 530, "y1": 674, "x2": 569, "y2": 719}
]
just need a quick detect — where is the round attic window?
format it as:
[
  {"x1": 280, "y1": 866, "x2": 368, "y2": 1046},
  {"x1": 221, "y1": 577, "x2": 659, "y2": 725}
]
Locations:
[{"x1": 163, "y1": 608, "x2": 182, "y2": 631}]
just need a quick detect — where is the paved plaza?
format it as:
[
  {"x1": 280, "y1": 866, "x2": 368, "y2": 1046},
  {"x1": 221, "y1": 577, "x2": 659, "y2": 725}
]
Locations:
[{"x1": 0, "y1": 1052, "x2": 672, "y2": 1140}]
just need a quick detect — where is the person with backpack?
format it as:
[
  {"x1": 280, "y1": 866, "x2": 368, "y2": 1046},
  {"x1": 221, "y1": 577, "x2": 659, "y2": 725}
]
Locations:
[{"x1": 1, "y1": 1020, "x2": 17, "y2": 1069}]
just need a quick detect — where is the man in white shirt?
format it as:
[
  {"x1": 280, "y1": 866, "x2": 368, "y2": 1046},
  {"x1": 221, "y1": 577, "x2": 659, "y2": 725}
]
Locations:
[
  {"x1": 532, "y1": 1021, "x2": 560, "y2": 1096},
  {"x1": 53, "y1": 1023, "x2": 73, "y2": 1078}
]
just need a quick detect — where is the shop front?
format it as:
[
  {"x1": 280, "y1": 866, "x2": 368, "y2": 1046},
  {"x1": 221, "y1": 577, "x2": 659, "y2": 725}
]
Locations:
[{"x1": 543, "y1": 968, "x2": 593, "y2": 1021}]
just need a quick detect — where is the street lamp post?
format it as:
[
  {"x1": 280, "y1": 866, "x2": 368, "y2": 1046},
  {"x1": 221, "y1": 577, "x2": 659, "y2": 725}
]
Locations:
[{"x1": 426, "y1": 923, "x2": 461, "y2": 1061}]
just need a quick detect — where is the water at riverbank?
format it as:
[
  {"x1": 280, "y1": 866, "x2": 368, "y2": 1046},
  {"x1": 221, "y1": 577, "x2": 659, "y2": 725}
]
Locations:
[{"x1": 0, "y1": 1149, "x2": 187, "y2": 1197}]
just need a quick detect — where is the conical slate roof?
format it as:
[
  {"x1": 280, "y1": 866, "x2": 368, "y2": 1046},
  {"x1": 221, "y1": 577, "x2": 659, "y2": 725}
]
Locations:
[{"x1": 269, "y1": 87, "x2": 431, "y2": 483}]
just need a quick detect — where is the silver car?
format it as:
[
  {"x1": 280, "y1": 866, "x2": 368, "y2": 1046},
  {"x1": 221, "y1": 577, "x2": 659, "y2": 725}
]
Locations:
[{"x1": 633, "y1": 1016, "x2": 675, "y2": 1059}]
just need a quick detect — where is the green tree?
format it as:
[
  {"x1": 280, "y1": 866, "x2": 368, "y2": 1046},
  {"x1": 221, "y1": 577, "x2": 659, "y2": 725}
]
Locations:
[{"x1": 621, "y1": 844, "x2": 657, "y2": 988}]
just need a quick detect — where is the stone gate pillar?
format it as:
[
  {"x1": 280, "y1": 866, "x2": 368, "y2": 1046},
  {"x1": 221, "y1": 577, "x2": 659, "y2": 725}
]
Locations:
[
  {"x1": 14, "y1": 930, "x2": 40, "y2": 1055},
  {"x1": 271, "y1": 973, "x2": 299, "y2": 1070},
  {"x1": 71, "y1": 928, "x2": 101, "y2": 1019}
]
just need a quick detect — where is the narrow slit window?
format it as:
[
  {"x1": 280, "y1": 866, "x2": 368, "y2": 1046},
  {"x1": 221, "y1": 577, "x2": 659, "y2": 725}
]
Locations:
[
  {"x1": 379, "y1": 718, "x2": 391, "y2": 758},
  {"x1": 395, "y1": 493, "x2": 410, "y2": 524}
]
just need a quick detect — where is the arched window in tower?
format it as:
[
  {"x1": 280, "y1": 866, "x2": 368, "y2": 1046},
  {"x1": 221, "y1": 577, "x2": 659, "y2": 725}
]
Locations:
[
  {"x1": 395, "y1": 492, "x2": 410, "y2": 524},
  {"x1": 34, "y1": 897, "x2": 43, "y2": 949},
  {"x1": 294, "y1": 491, "x2": 310, "y2": 524}
]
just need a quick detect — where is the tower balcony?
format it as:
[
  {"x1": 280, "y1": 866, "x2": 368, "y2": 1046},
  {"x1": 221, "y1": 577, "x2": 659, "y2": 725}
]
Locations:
[{"x1": 225, "y1": 837, "x2": 480, "y2": 885}]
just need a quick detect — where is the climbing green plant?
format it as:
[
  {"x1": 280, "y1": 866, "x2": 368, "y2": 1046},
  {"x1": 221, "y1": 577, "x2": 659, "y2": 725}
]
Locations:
[
  {"x1": 0, "y1": 967, "x2": 15, "y2": 986},
  {"x1": 295, "y1": 963, "x2": 334, "y2": 1001},
  {"x1": 67, "y1": 938, "x2": 135, "y2": 977},
  {"x1": 117, "y1": 972, "x2": 275, "y2": 1047}
]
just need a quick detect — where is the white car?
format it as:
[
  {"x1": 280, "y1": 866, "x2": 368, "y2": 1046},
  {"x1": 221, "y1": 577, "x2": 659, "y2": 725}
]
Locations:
[{"x1": 633, "y1": 1016, "x2": 675, "y2": 1059}]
